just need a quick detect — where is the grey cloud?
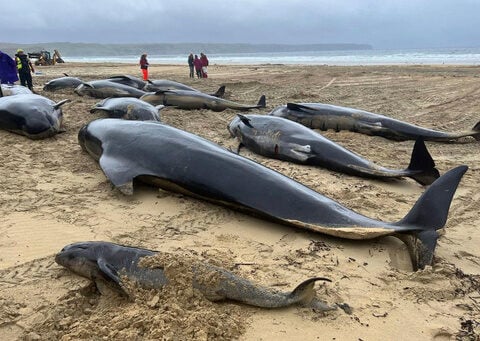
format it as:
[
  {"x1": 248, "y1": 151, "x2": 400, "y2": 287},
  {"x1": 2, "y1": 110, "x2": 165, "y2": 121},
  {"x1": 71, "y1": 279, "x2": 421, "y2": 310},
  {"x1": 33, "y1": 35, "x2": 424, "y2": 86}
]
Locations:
[{"x1": 1, "y1": 0, "x2": 479, "y2": 48}]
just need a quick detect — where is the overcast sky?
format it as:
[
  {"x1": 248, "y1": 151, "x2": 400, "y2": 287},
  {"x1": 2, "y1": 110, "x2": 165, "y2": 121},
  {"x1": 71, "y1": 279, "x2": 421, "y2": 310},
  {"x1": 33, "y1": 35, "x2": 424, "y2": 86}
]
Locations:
[{"x1": 1, "y1": 0, "x2": 479, "y2": 49}]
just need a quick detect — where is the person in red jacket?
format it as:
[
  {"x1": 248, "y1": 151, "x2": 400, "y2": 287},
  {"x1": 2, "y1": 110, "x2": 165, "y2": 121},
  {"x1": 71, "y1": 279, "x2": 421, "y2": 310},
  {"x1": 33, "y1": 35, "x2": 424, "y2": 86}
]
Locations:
[
  {"x1": 200, "y1": 53, "x2": 209, "y2": 78},
  {"x1": 139, "y1": 53, "x2": 149, "y2": 80},
  {"x1": 193, "y1": 55, "x2": 203, "y2": 79}
]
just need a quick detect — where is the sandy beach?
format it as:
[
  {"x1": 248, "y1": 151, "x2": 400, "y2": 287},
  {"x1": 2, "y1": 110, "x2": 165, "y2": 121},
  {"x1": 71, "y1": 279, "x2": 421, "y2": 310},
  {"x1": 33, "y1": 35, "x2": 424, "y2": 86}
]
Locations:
[{"x1": 1, "y1": 62, "x2": 479, "y2": 340}]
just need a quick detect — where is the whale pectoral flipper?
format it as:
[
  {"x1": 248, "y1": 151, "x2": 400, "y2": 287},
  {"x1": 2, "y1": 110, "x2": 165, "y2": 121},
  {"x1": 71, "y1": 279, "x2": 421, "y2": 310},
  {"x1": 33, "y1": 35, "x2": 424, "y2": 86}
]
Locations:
[
  {"x1": 290, "y1": 144, "x2": 312, "y2": 162},
  {"x1": 99, "y1": 154, "x2": 138, "y2": 195},
  {"x1": 236, "y1": 143, "x2": 244, "y2": 154},
  {"x1": 97, "y1": 258, "x2": 121, "y2": 285},
  {"x1": 237, "y1": 114, "x2": 253, "y2": 128}
]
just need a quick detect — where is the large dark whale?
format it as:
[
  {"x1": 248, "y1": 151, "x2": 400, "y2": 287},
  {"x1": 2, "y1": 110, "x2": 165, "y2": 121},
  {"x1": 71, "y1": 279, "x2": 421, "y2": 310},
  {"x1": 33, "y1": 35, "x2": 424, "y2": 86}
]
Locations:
[
  {"x1": 78, "y1": 119, "x2": 468, "y2": 270},
  {"x1": 0, "y1": 94, "x2": 68, "y2": 139},
  {"x1": 90, "y1": 97, "x2": 163, "y2": 121},
  {"x1": 43, "y1": 75, "x2": 83, "y2": 91},
  {"x1": 74, "y1": 80, "x2": 146, "y2": 99},
  {"x1": 55, "y1": 241, "x2": 340, "y2": 312},
  {"x1": 228, "y1": 114, "x2": 440, "y2": 185},
  {"x1": 141, "y1": 90, "x2": 265, "y2": 112},
  {"x1": 270, "y1": 103, "x2": 480, "y2": 142}
]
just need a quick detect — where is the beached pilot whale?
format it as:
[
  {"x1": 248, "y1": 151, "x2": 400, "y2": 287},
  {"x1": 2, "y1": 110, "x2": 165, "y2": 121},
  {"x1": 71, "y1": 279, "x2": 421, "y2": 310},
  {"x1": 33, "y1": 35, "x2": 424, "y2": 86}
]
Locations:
[
  {"x1": 228, "y1": 114, "x2": 440, "y2": 185},
  {"x1": 107, "y1": 75, "x2": 147, "y2": 90},
  {"x1": 141, "y1": 90, "x2": 265, "y2": 112},
  {"x1": 144, "y1": 80, "x2": 226, "y2": 98},
  {"x1": 270, "y1": 103, "x2": 480, "y2": 142},
  {"x1": 0, "y1": 94, "x2": 68, "y2": 139},
  {"x1": 43, "y1": 74, "x2": 83, "y2": 91},
  {"x1": 78, "y1": 119, "x2": 467, "y2": 270},
  {"x1": 0, "y1": 84, "x2": 33, "y2": 96},
  {"x1": 90, "y1": 97, "x2": 163, "y2": 121},
  {"x1": 56, "y1": 241, "x2": 341, "y2": 312},
  {"x1": 74, "y1": 80, "x2": 146, "y2": 99}
]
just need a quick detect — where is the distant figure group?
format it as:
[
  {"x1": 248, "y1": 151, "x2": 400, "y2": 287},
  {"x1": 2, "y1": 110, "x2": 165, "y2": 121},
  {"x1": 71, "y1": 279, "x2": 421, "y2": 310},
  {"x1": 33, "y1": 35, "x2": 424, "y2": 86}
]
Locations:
[{"x1": 188, "y1": 53, "x2": 209, "y2": 78}]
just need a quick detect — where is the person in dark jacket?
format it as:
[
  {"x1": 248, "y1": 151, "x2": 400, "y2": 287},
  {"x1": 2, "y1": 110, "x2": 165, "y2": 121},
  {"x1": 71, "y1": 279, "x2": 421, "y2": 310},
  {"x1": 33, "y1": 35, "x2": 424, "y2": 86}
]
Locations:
[
  {"x1": 15, "y1": 49, "x2": 35, "y2": 90},
  {"x1": 139, "y1": 53, "x2": 149, "y2": 80},
  {"x1": 200, "y1": 53, "x2": 209, "y2": 78},
  {"x1": 188, "y1": 53, "x2": 194, "y2": 78},
  {"x1": 194, "y1": 55, "x2": 203, "y2": 79}
]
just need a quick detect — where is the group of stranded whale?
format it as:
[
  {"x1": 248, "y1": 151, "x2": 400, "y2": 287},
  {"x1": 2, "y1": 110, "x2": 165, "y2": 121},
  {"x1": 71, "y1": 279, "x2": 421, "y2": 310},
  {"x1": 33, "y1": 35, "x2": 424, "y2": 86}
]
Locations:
[{"x1": 1, "y1": 73, "x2": 478, "y2": 314}]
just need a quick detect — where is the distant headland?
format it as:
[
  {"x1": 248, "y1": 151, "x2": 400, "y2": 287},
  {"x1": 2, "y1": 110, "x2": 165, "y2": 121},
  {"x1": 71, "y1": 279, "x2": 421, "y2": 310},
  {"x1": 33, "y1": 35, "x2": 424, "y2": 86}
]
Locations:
[{"x1": 0, "y1": 42, "x2": 373, "y2": 57}]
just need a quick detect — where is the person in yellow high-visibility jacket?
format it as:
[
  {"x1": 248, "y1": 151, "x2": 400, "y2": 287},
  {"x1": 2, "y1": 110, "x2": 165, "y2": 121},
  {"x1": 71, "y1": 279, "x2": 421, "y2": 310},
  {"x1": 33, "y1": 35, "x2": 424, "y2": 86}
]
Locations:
[{"x1": 15, "y1": 49, "x2": 35, "y2": 91}]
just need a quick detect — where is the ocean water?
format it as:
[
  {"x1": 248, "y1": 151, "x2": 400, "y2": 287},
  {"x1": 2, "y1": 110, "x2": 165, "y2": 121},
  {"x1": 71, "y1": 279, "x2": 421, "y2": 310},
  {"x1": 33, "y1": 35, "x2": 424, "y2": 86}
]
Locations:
[{"x1": 66, "y1": 47, "x2": 480, "y2": 65}]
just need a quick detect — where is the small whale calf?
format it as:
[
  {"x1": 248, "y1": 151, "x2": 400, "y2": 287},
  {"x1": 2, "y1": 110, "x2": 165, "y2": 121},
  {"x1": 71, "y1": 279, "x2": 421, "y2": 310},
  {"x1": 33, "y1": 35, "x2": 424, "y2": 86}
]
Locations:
[
  {"x1": 56, "y1": 241, "x2": 341, "y2": 312},
  {"x1": 90, "y1": 97, "x2": 163, "y2": 121}
]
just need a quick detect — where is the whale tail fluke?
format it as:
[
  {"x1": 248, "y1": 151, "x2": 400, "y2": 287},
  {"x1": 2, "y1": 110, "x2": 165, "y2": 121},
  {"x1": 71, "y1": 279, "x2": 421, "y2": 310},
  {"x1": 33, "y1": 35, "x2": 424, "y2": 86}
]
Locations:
[
  {"x1": 283, "y1": 277, "x2": 338, "y2": 312},
  {"x1": 472, "y1": 120, "x2": 480, "y2": 141},
  {"x1": 406, "y1": 138, "x2": 440, "y2": 185},
  {"x1": 257, "y1": 95, "x2": 266, "y2": 108},
  {"x1": 396, "y1": 165, "x2": 468, "y2": 270},
  {"x1": 211, "y1": 85, "x2": 226, "y2": 98}
]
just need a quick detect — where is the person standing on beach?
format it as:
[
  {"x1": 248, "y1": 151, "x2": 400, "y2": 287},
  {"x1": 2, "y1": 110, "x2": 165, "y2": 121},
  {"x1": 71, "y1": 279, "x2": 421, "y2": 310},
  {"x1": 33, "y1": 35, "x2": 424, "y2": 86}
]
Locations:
[
  {"x1": 139, "y1": 53, "x2": 149, "y2": 81},
  {"x1": 15, "y1": 49, "x2": 35, "y2": 91},
  {"x1": 200, "y1": 53, "x2": 209, "y2": 78},
  {"x1": 194, "y1": 55, "x2": 203, "y2": 79},
  {"x1": 188, "y1": 53, "x2": 194, "y2": 78}
]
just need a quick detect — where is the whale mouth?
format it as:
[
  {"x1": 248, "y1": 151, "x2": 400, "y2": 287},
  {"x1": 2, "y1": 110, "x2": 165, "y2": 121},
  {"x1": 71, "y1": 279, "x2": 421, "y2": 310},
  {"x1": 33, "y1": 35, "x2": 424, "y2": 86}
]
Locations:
[{"x1": 78, "y1": 125, "x2": 87, "y2": 150}]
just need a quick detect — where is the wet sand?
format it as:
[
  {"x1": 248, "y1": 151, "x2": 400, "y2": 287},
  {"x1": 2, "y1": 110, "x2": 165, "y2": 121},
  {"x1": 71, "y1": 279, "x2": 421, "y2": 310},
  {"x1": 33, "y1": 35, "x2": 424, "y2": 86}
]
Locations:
[{"x1": 1, "y1": 63, "x2": 479, "y2": 340}]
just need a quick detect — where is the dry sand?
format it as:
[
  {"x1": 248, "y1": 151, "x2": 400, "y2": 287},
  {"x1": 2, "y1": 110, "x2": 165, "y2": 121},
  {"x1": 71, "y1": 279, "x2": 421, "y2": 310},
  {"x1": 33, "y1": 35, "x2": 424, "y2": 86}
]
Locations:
[{"x1": 1, "y1": 62, "x2": 479, "y2": 340}]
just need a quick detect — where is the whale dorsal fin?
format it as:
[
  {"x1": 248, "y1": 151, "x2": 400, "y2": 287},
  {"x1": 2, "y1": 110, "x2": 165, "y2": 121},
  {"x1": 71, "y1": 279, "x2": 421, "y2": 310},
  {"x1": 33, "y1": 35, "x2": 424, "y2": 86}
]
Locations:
[{"x1": 286, "y1": 103, "x2": 317, "y2": 111}]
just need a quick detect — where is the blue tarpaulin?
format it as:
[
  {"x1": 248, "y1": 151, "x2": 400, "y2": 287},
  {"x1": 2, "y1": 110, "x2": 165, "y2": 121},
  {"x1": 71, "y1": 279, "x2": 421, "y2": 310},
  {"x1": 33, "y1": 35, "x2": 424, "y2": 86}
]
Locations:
[{"x1": 0, "y1": 51, "x2": 19, "y2": 84}]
